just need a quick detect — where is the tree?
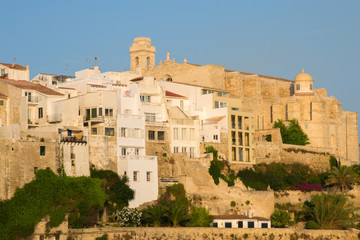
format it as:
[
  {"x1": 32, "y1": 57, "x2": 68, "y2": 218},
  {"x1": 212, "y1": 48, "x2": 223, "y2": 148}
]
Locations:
[
  {"x1": 141, "y1": 205, "x2": 169, "y2": 227},
  {"x1": 303, "y1": 193, "x2": 357, "y2": 229},
  {"x1": 325, "y1": 165, "x2": 357, "y2": 193},
  {"x1": 273, "y1": 119, "x2": 309, "y2": 145},
  {"x1": 270, "y1": 210, "x2": 291, "y2": 228},
  {"x1": 187, "y1": 206, "x2": 213, "y2": 227},
  {"x1": 0, "y1": 169, "x2": 107, "y2": 240},
  {"x1": 167, "y1": 200, "x2": 189, "y2": 227}
]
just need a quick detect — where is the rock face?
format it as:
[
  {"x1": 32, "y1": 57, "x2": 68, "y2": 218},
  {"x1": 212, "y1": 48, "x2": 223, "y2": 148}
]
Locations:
[{"x1": 159, "y1": 154, "x2": 274, "y2": 218}]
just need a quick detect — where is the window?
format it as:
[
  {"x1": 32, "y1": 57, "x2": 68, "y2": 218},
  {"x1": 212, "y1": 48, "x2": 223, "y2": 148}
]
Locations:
[
  {"x1": 91, "y1": 127, "x2": 97, "y2": 135},
  {"x1": 158, "y1": 131, "x2": 165, "y2": 140},
  {"x1": 270, "y1": 105, "x2": 273, "y2": 123},
  {"x1": 238, "y1": 221, "x2": 243, "y2": 228},
  {"x1": 285, "y1": 104, "x2": 288, "y2": 120},
  {"x1": 38, "y1": 107, "x2": 43, "y2": 118},
  {"x1": 189, "y1": 128, "x2": 195, "y2": 140},
  {"x1": 202, "y1": 89, "x2": 213, "y2": 94},
  {"x1": 182, "y1": 147, "x2": 187, "y2": 153},
  {"x1": 134, "y1": 128, "x2": 141, "y2": 138},
  {"x1": 105, "y1": 128, "x2": 114, "y2": 136},
  {"x1": 181, "y1": 128, "x2": 187, "y2": 140},
  {"x1": 232, "y1": 147, "x2": 236, "y2": 161},
  {"x1": 173, "y1": 128, "x2": 179, "y2": 140},
  {"x1": 296, "y1": 84, "x2": 300, "y2": 90},
  {"x1": 145, "y1": 113, "x2": 156, "y2": 121},
  {"x1": 213, "y1": 135, "x2": 218, "y2": 141},
  {"x1": 232, "y1": 131, "x2": 236, "y2": 145},
  {"x1": 148, "y1": 130, "x2": 155, "y2": 140},
  {"x1": 121, "y1": 148, "x2": 127, "y2": 156},
  {"x1": 105, "y1": 108, "x2": 113, "y2": 116},
  {"x1": 310, "y1": 102, "x2": 312, "y2": 121},
  {"x1": 213, "y1": 222, "x2": 218, "y2": 228},
  {"x1": 34, "y1": 167, "x2": 38, "y2": 174},
  {"x1": 225, "y1": 222, "x2": 232, "y2": 228},
  {"x1": 217, "y1": 92, "x2": 229, "y2": 97},
  {"x1": 248, "y1": 221, "x2": 255, "y2": 228},
  {"x1": 238, "y1": 116, "x2": 242, "y2": 129},
  {"x1": 238, "y1": 148, "x2": 243, "y2": 161},
  {"x1": 174, "y1": 147, "x2": 179, "y2": 153},
  {"x1": 70, "y1": 146, "x2": 75, "y2": 159},
  {"x1": 190, "y1": 147, "x2": 195, "y2": 158},
  {"x1": 245, "y1": 133, "x2": 249, "y2": 146},
  {"x1": 215, "y1": 101, "x2": 227, "y2": 108},
  {"x1": 135, "y1": 148, "x2": 140, "y2": 155},
  {"x1": 310, "y1": 84, "x2": 313, "y2": 90},
  {"x1": 238, "y1": 132, "x2": 243, "y2": 145},
  {"x1": 146, "y1": 171, "x2": 152, "y2": 182},
  {"x1": 121, "y1": 127, "x2": 127, "y2": 137},
  {"x1": 98, "y1": 107, "x2": 103, "y2": 116},
  {"x1": 140, "y1": 95, "x2": 151, "y2": 102},
  {"x1": 261, "y1": 222, "x2": 268, "y2": 228},
  {"x1": 0, "y1": 100, "x2": 3, "y2": 106},
  {"x1": 133, "y1": 171, "x2": 139, "y2": 182},
  {"x1": 231, "y1": 115, "x2": 235, "y2": 128},
  {"x1": 40, "y1": 146, "x2": 45, "y2": 156},
  {"x1": 91, "y1": 108, "x2": 97, "y2": 118}
]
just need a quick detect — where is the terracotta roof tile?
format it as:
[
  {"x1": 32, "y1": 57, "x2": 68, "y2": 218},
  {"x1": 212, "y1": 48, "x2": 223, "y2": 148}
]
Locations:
[
  {"x1": 130, "y1": 76, "x2": 144, "y2": 82},
  {"x1": 0, "y1": 78, "x2": 63, "y2": 96},
  {"x1": 0, "y1": 63, "x2": 27, "y2": 71},
  {"x1": 165, "y1": 90, "x2": 187, "y2": 99},
  {"x1": 87, "y1": 83, "x2": 106, "y2": 88},
  {"x1": 58, "y1": 87, "x2": 76, "y2": 90}
]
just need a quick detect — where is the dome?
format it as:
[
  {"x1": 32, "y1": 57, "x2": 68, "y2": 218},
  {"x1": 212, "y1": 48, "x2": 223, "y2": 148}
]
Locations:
[{"x1": 294, "y1": 69, "x2": 313, "y2": 81}]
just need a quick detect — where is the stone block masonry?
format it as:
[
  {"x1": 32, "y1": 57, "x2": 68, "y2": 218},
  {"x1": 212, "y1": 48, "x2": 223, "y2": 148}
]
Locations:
[{"x1": 62, "y1": 227, "x2": 360, "y2": 240}]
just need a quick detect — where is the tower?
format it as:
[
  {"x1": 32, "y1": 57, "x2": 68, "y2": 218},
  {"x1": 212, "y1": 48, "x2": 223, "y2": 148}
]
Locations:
[
  {"x1": 129, "y1": 37, "x2": 156, "y2": 71},
  {"x1": 294, "y1": 69, "x2": 314, "y2": 95}
]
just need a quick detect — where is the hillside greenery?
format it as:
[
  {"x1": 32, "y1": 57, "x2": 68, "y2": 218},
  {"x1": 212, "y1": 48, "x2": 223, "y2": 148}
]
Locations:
[
  {"x1": 273, "y1": 119, "x2": 310, "y2": 145},
  {"x1": 0, "y1": 168, "x2": 134, "y2": 240}
]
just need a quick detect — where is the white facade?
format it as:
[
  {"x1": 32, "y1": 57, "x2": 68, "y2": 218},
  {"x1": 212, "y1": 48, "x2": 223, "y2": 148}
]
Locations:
[
  {"x1": 212, "y1": 216, "x2": 271, "y2": 229},
  {"x1": 0, "y1": 63, "x2": 30, "y2": 81}
]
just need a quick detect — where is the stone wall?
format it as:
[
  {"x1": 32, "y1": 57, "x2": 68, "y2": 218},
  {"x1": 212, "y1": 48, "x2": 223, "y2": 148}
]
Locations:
[{"x1": 63, "y1": 227, "x2": 359, "y2": 240}]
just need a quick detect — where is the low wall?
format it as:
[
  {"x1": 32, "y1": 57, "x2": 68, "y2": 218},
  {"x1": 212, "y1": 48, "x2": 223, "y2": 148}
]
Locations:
[{"x1": 66, "y1": 227, "x2": 359, "y2": 240}]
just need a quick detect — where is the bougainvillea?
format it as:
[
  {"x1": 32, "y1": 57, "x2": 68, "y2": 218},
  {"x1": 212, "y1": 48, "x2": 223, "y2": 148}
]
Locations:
[
  {"x1": 113, "y1": 207, "x2": 142, "y2": 227},
  {"x1": 295, "y1": 182, "x2": 323, "y2": 192}
]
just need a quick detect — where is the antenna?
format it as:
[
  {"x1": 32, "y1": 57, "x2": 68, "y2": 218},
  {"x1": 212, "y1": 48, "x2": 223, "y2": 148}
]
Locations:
[
  {"x1": 65, "y1": 64, "x2": 68, "y2": 76},
  {"x1": 12, "y1": 57, "x2": 17, "y2": 67}
]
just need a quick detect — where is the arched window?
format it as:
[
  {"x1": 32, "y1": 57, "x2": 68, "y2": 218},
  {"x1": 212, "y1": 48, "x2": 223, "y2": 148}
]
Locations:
[
  {"x1": 162, "y1": 74, "x2": 173, "y2": 82},
  {"x1": 135, "y1": 57, "x2": 139, "y2": 67}
]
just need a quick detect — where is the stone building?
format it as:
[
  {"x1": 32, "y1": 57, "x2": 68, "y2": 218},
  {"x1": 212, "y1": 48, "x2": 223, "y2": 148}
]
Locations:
[{"x1": 127, "y1": 37, "x2": 359, "y2": 164}]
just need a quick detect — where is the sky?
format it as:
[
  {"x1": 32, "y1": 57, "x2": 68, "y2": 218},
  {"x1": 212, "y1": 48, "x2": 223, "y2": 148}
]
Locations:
[{"x1": 1, "y1": 0, "x2": 360, "y2": 127}]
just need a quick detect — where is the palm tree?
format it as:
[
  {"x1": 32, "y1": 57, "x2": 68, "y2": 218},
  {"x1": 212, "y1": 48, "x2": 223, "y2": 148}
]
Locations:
[
  {"x1": 141, "y1": 205, "x2": 169, "y2": 227},
  {"x1": 303, "y1": 193, "x2": 356, "y2": 229},
  {"x1": 167, "y1": 200, "x2": 189, "y2": 227},
  {"x1": 325, "y1": 165, "x2": 357, "y2": 193}
]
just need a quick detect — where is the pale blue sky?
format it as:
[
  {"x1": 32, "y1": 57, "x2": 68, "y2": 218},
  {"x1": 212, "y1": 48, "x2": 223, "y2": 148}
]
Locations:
[{"x1": 1, "y1": 0, "x2": 360, "y2": 128}]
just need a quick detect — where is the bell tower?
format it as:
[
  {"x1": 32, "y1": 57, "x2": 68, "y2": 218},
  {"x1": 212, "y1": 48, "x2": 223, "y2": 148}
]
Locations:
[{"x1": 129, "y1": 37, "x2": 156, "y2": 71}]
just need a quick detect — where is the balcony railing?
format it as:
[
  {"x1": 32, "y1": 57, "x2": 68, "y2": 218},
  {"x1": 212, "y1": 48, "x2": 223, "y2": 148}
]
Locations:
[
  {"x1": 47, "y1": 114, "x2": 62, "y2": 122},
  {"x1": 60, "y1": 135, "x2": 87, "y2": 143},
  {"x1": 27, "y1": 96, "x2": 39, "y2": 103},
  {"x1": 84, "y1": 115, "x2": 105, "y2": 122}
]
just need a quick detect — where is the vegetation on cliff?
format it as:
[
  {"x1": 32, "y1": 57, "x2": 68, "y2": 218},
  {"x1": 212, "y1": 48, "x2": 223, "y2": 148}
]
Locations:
[
  {"x1": 141, "y1": 183, "x2": 213, "y2": 227},
  {"x1": 0, "y1": 168, "x2": 134, "y2": 240}
]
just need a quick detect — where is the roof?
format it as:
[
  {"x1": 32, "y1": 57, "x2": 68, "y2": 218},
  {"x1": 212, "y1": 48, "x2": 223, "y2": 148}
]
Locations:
[
  {"x1": 165, "y1": 90, "x2": 187, "y2": 99},
  {"x1": 130, "y1": 76, "x2": 144, "y2": 82},
  {"x1": 0, "y1": 78, "x2": 64, "y2": 96},
  {"x1": 0, "y1": 63, "x2": 27, "y2": 71},
  {"x1": 212, "y1": 215, "x2": 269, "y2": 221},
  {"x1": 87, "y1": 83, "x2": 106, "y2": 88},
  {"x1": 0, "y1": 93, "x2": 7, "y2": 98},
  {"x1": 58, "y1": 87, "x2": 76, "y2": 90},
  {"x1": 39, "y1": 73, "x2": 57, "y2": 76}
]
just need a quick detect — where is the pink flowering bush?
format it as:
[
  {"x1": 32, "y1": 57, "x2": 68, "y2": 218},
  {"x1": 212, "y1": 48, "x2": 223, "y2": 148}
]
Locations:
[{"x1": 295, "y1": 182, "x2": 323, "y2": 192}]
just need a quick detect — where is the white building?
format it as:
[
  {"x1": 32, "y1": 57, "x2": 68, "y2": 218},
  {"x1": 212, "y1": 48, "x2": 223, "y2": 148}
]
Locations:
[
  {"x1": 0, "y1": 63, "x2": 30, "y2": 81},
  {"x1": 212, "y1": 215, "x2": 271, "y2": 229}
]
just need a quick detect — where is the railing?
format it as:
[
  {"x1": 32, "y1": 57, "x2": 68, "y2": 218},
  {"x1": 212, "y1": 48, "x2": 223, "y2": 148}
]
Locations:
[
  {"x1": 47, "y1": 114, "x2": 62, "y2": 122},
  {"x1": 27, "y1": 96, "x2": 39, "y2": 103},
  {"x1": 159, "y1": 177, "x2": 180, "y2": 183},
  {"x1": 84, "y1": 116, "x2": 105, "y2": 122},
  {"x1": 60, "y1": 135, "x2": 87, "y2": 143},
  {"x1": 118, "y1": 155, "x2": 156, "y2": 161}
]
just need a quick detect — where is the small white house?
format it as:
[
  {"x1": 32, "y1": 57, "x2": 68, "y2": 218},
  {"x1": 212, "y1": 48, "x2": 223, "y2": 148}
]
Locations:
[{"x1": 212, "y1": 215, "x2": 271, "y2": 229}]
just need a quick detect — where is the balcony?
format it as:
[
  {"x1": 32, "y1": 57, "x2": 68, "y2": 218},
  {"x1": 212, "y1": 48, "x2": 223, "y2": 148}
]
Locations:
[
  {"x1": 27, "y1": 96, "x2": 39, "y2": 104},
  {"x1": 47, "y1": 114, "x2": 62, "y2": 123},
  {"x1": 84, "y1": 115, "x2": 105, "y2": 123},
  {"x1": 118, "y1": 155, "x2": 156, "y2": 161},
  {"x1": 60, "y1": 135, "x2": 87, "y2": 144}
]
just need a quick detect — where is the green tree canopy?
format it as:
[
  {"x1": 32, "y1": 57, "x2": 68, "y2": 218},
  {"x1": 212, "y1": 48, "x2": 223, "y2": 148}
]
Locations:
[
  {"x1": 273, "y1": 119, "x2": 310, "y2": 145},
  {"x1": 0, "y1": 169, "x2": 107, "y2": 240}
]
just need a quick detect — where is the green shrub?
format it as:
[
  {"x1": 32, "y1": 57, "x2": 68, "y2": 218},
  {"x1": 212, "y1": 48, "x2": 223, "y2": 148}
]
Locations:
[
  {"x1": 96, "y1": 234, "x2": 108, "y2": 240},
  {"x1": 187, "y1": 206, "x2": 213, "y2": 227},
  {"x1": 306, "y1": 220, "x2": 320, "y2": 229},
  {"x1": 230, "y1": 201, "x2": 236, "y2": 207},
  {"x1": 271, "y1": 210, "x2": 291, "y2": 228}
]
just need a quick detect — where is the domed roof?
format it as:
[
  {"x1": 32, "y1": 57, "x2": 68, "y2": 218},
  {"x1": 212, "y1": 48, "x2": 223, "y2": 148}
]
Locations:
[{"x1": 294, "y1": 69, "x2": 313, "y2": 81}]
